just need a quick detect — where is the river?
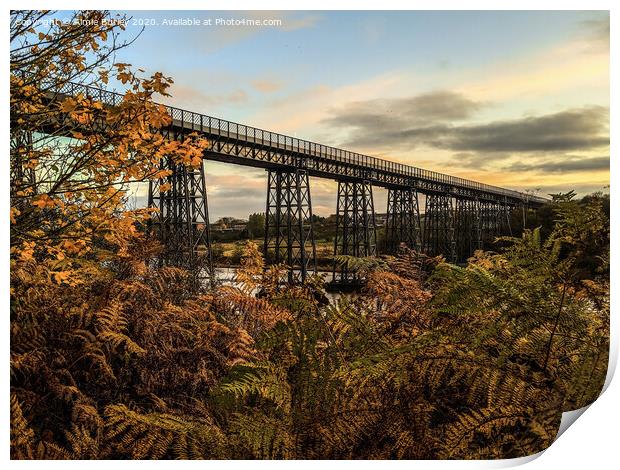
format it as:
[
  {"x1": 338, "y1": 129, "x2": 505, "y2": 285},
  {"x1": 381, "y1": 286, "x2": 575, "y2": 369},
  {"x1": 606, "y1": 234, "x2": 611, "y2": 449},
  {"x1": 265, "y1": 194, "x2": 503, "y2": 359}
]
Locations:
[{"x1": 212, "y1": 266, "x2": 349, "y2": 302}]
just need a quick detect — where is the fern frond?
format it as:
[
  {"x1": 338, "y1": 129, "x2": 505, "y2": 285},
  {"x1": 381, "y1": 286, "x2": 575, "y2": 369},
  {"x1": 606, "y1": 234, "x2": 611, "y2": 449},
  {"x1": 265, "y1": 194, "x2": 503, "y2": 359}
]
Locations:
[
  {"x1": 215, "y1": 361, "x2": 291, "y2": 413},
  {"x1": 439, "y1": 406, "x2": 558, "y2": 459},
  {"x1": 104, "y1": 404, "x2": 228, "y2": 459},
  {"x1": 10, "y1": 394, "x2": 34, "y2": 455},
  {"x1": 229, "y1": 411, "x2": 293, "y2": 459}
]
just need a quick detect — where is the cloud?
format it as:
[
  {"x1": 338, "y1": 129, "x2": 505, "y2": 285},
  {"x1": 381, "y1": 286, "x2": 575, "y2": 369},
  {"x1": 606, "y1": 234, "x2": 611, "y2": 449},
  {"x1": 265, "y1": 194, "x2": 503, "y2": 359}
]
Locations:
[
  {"x1": 196, "y1": 12, "x2": 320, "y2": 54},
  {"x1": 436, "y1": 106, "x2": 609, "y2": 153},
  {"x1": 522, "y1": 182, "x2": 609, "y2": 198},
  {"x1": 163, "y1": 83, "x2": 248, "y2": 108},
  {"x1": 251, "y1": 79, "x2": 283, "y2": 93},
  {"x1": 578, "y1": 16, "x2": 609, "y2": 52},
  {"x1": 505, "y1": 155, "x2": 609, "y2": 174},
  {"x1": 448, "y1": 152, "x2": 499, "y2": 168},
  {"x1": 280, "y1": 14, "x2": 321, "y2": 31},
  {"x1": 204, "y1": 171, "x2": 266, "y2": 220},
  {"x1": 325, "y1": 91, "x2": 480, "y2": 131},
  {"x1": 247, "y1": 71, "x2": 405, "y2": 134},
  {"x1": 325, "y1": 96, "x2": 608, "y2": 155},
  {"x1": 454, "y1": 28, "x2": 608, "y2": 103}
]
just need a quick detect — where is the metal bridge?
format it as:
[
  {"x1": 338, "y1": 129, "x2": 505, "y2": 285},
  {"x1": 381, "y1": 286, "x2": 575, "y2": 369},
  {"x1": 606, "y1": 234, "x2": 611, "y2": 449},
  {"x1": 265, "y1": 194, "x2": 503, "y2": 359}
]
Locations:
[{"x1": 47, "y1": 79, "x2": 548, "y2": 286}]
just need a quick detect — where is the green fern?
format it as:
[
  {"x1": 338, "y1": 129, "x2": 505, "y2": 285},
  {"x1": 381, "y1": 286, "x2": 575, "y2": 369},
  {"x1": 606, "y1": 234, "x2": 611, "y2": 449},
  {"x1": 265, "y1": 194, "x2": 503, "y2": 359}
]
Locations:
[{"x1": 104, "y1": 404, "x2": 228, "y2": 459}]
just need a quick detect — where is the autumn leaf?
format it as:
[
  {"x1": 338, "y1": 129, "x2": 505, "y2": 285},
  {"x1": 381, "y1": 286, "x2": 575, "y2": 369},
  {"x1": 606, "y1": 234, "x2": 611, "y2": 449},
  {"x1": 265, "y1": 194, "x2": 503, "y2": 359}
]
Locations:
[
  {"x1": 51, "y1": 270, "x2": 72, "y2": 285},
  {"x1": 31, "y1": 194, "x2": 57, "y2": 209},
  {"x1": 17, "y1": 241, "x2": 36, "y2": 262},
  {"x1": 60, "y1": 97, "x2": 78, "y2": 113},
  {"x1": 10, "y1": 207, "x2": 20, "y2": 224}
]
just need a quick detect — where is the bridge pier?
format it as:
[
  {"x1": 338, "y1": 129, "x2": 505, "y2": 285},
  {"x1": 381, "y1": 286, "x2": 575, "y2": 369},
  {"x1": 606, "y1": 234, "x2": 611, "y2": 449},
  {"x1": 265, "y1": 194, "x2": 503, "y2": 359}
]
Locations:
[
  {"x1": 422, "y1": 193, "x2": 457, "y2": 262},
  {"x1": 479, "y1": 201, "x2": 496, "y2": 247},
  {"x1": 478, "y1": 200, "x2": 512, "y2": 248},
  {"x1": 501, "y1": 200, "x2": 514, "y2": 237},
  {"x1": 332, "y1": 180, "x2": 377, "y2": 286},
  {"x1": 454, "y1": 198, "x2": 483, "y2": 262},
  {"x1": 472, "y1": 200, "x2": 484, "y2": 254},
  {"x1": 264, "y1": 168, "x2": 316, "y2": 283},
  {"x1": 148, "y1": 157, "x2": 213, "y2": 278},
  {"x1": 385, "y1": 186, "x2": 422, "y2": 254}
]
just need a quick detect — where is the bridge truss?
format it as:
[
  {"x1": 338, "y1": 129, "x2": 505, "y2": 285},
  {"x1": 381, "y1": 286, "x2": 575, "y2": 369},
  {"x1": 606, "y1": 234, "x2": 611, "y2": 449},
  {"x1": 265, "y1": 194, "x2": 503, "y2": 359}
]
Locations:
[{"x1": 39, "y1": 79, "x2": 547, "y2": 286}]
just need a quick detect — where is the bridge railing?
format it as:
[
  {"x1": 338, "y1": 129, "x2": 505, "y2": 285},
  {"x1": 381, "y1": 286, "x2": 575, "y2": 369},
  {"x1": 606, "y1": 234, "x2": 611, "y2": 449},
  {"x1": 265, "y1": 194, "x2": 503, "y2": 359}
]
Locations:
[{"x1": 46, "y1": 77, "x2": 546, "y2": 204}]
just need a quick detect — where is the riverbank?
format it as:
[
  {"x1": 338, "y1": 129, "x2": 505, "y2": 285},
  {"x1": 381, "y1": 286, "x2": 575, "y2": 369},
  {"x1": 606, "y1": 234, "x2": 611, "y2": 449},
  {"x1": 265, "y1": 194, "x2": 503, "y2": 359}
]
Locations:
[{"x1": 212, "y1": 239, "x2": 337, "y2": 271}]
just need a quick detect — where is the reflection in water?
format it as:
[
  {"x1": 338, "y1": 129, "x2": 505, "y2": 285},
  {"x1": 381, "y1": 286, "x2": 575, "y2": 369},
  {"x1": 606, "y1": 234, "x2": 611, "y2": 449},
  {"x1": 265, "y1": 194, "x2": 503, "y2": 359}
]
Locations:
[{"x1": 212, "y1": 267, "x2": 346, "y2": 303}]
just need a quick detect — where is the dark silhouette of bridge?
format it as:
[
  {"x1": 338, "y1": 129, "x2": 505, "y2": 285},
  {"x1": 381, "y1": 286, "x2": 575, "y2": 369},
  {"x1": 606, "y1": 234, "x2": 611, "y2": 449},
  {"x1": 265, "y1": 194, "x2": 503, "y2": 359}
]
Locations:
[{"x1": 49, "y1": 80, "x2": 548, "y2": 286}]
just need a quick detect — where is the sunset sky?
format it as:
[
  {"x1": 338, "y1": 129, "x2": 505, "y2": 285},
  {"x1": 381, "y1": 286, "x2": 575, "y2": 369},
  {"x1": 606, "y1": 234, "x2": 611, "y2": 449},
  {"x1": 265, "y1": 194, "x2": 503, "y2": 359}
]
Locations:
[{"x1": 115, "y1": 10, "x2": 609, "y2": 219}]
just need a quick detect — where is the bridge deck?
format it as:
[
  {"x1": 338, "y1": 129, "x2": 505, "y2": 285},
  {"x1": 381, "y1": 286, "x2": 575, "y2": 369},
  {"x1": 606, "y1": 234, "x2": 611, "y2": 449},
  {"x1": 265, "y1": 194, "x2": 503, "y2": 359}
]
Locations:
[{"x1": 51, "y1": 79, "x2": 547, "y2": 206}]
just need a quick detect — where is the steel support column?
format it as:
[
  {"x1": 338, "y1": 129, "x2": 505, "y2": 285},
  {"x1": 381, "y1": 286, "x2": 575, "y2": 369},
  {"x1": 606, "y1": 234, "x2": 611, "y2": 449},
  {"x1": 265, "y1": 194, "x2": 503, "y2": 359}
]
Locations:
[
  {"x1": 385, "y1": 186, "x2": 422, "y2": 254},
  {"x1": 479, "y1": 201, "x2": 495, "y2": 248},
  {"x1": 472, "y1": 199, "x2": 483, "y2": 253},
  {"x1": 332, "y1": 180, "x2": 377, "y2": 285},
  {"x1": 148, "y1": 157, "x2": 213, "y2": 279},
  {"x1": 264, "y1": 169, "x2": 316, "y2": 283},
  {"x1": 454, "y1": 198, "x2": 483, "y2": 262},
  {"x1": 500, "y1": 199, "x2": 513, "y2": 237},
  {"x1": 423, "y1": 193, "x2": 456, "y2": 262}
]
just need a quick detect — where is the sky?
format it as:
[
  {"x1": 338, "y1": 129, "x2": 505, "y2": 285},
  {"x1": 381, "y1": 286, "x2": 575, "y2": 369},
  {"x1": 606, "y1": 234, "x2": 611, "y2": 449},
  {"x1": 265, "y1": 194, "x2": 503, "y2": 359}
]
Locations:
[{"x1": 112, "y1": 10, "x2": 609, "y2": 220}]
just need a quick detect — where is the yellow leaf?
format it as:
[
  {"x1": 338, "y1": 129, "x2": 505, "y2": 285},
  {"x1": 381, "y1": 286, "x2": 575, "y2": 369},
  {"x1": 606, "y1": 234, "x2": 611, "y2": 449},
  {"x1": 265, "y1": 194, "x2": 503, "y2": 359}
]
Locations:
[
  {"x1": 10, "y1": 207, "x2": 20, "y2": 224},
  {"x1": 60, "y1": 97, "x2": 78, "y2": 113},
  {"x1": 32, "y1": 194, "x2": 56, "y2": 209},
  {"x1": 17, "y1": 241, "x2": 35, "y2": 262},
  {"x1": 51, "y1": 271, "x2": 72, "y2": 285}
]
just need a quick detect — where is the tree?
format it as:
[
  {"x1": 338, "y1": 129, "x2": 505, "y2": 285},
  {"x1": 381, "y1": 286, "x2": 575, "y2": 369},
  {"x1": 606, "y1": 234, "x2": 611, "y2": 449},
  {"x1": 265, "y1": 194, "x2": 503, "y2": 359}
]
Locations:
[
  {"x1": 10, "y1": 10, "x2": 218, "y2": 458},
  {"x1": 246, "y1": 212, "x2": 265, "y2": 238},
  {"x1": 10, "y1": 10, "x2": 208, "y2": 281}
]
